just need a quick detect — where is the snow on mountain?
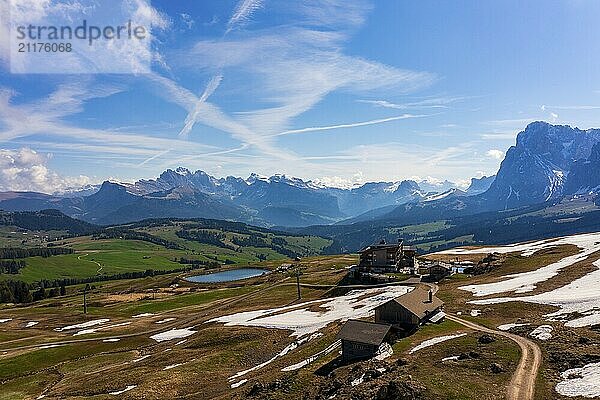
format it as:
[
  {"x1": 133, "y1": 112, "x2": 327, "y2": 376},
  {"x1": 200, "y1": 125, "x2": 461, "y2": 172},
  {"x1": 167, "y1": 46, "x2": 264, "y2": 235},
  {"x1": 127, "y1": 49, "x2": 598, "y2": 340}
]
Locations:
[
  {"x1": 424, "y1": 188, "x2": 466, "y2": 202},
  {"x1": 483, "y1": 122, "x2": 600, "y2": 209}
]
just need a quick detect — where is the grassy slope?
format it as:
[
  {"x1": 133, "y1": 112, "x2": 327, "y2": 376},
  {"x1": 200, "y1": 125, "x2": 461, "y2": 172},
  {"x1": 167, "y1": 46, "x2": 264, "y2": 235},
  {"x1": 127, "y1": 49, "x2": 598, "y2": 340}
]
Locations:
[
  {"x1": 4, "y1": 241, "x2": 592, "y2": 399},
  {"x1": 0, "y1": 220, "x2": 331, "y2": 283}
]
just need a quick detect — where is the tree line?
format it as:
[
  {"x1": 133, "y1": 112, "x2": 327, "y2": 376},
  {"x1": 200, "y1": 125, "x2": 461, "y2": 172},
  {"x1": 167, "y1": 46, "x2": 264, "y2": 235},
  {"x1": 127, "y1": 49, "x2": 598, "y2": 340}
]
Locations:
[
  {"x1": 176, "y1": 229, "x2": 235, "y2": 249},
  {"x1": 0, "y1": 247, "x2": 73, "y2": 259},
  {"x1": 0, "y1": 259, "x2": 26, "y2": 274},
  {"x1": 93, "y1": 229, "x2": 182, "y2": 249},
  {"x1": 0, "y1": 263, "x2": 207, "y2": 304},
  {"x1": 0, "y1": 280, "x2": 67, "y2": 304}
]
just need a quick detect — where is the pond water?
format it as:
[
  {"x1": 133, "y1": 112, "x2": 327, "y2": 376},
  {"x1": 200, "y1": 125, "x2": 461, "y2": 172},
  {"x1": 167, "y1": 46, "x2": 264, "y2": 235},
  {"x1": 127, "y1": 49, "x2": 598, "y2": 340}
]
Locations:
[{"x1": 186, "y1": 268, "x2": 270, "y2": 283}]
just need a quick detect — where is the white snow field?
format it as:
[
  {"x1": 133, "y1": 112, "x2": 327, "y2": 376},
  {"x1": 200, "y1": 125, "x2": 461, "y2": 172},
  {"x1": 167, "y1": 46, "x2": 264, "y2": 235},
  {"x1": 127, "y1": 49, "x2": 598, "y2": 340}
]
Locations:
[
  {"x1": 409, "y1": 333, "x2": 467, "y2": 354},
  {"x1": 471, "y1": 259, "x2": 600, "y2": 328},
  {"x1": 0, "y1": 318, "x2": 12, "y2": 323},
  {"x1": 437, "y1": 232, "x2": 600, "y2": 297},
  {"x1": 439, "y1": 232, "x2": 600, "y2": 328},
  {"x1": 556, "y1": 362, "x2": 600, "y2": 398},
  {"x1": 150, "y1": 327, "x2": 196, "y2": 342},
  {"x1": 25, "y1": 321, "x2": 39, "y2": 328},
  {"x1": 210, "y1": 285, "x2": 411, "y2": 338},
  {"x1": 212, "y1": 286, "x2": 411, "y2": 386}
]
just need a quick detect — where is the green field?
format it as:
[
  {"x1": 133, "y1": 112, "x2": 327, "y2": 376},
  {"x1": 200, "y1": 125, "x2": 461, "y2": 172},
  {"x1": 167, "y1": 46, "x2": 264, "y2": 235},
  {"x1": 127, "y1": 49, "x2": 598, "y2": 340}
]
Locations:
[{"x1": 0, "y1": 219, "x2": 331, "y2": 284}]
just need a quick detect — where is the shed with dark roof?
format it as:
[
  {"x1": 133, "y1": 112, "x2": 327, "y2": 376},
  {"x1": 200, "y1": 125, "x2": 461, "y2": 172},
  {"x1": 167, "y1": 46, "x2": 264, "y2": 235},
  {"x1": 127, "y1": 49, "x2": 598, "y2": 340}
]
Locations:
[
  {"x1": 336, "y1": 319, "x2": 392, "y2": 361},
  {"x1": 374, "y1": 287, "x2": 444, "y2": 330}
]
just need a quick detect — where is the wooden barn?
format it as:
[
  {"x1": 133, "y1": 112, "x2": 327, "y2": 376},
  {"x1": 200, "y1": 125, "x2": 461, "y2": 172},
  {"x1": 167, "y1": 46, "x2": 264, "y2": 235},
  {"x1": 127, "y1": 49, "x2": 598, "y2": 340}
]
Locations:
[
  {"x1": 374, "y1": 287, "x2": 444, "y2": 331},
  {"x1": 336, "y1": 319, "x2": 392, "y2": 362}
]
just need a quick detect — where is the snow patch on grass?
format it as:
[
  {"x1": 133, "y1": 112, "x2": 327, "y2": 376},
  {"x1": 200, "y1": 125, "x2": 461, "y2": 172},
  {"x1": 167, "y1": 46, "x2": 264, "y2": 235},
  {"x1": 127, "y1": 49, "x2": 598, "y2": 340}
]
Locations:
[
  {"x1": 472, "y1": 259, "x2": 600, "y2": 328},
  {"x1": 156, "y1": 318, "x2": 176, "y2": 324},
  {"x1": 0, "y1": 318, "x2": 12, "y2": 323},
  {"x1": 375, "y1": 342, "x2": 394, "y2": 360},
  {"x1": 55, "y1": 319, "x2": 110, "y2": 332},
  {"x1": 444, "y1": 232, "x2": 600, "y2": 297},
  {"x1": 229, "y1": 333, "x2": 322, "y2": 382},
  {"x1": 281, "y1": 340, "x2": 341, "y2": 372},
  {"x1": 209, "y1": 285, "x2": 412, "y2": 338},
  {"x1": 132, "y1": 313, "x2": 155, "y2": 318},
  {"x1": 230, "y1": 379, "x2": 247, "y2": 389},
  {"x1": 556, "y1": 362, "x2": 600, "y2": 398},
  {"x1": 565, "y1": 312, "x2": 600, "y2": 328},
  {"x1": 109, "y1": 385, "x2": 136, "y2": 395},
  {"x1": 38, "y1": 344, "x2": 64, "y2": 349},
  {"x1": 529, "y1": 325, "x2": 553, "y2": 341},
  {"x1": 442, "y1": 355, "x2": 460, "y2": 361},
  {"x1": 150, "y1": 327, "x2": 196, "y2": 342},
  {"x1": 132, "y1": 355, "x2": 150, "y2": 363},
  {"x1": 497, "y1": 323, "x2": 529, "y2": 331},
  {"x1": 351, "y1": 373, "x2": 366, "y2": 387},
  {"x1": 409, "y1": 333, "x2": 467, "y2": 354},
  {"x1": 24, "y1": 321, "x2": 38, "y2": 328},
  {"x1": 103, "y1": 338, "x2": 120, "y2": 342}
]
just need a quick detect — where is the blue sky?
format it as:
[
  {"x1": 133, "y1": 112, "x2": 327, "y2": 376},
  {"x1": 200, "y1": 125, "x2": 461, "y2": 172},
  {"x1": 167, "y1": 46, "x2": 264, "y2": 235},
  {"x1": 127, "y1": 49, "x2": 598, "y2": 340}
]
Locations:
[{"x1": 1, "y1": 0, "x2": 600, "y2": 192}]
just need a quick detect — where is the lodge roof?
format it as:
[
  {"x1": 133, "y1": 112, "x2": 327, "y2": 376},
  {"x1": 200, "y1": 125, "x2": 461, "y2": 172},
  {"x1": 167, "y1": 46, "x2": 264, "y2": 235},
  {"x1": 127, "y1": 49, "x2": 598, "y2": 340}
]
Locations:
[
  {"x1": 336, "y1": 319, "x2": 391, "y2": 346},
  {"x1": 388, "y1": 287, "x2": 443, "y2": 320},
  {"x1": 359, "y1": 243, "x2": 417, "y2": 253}
]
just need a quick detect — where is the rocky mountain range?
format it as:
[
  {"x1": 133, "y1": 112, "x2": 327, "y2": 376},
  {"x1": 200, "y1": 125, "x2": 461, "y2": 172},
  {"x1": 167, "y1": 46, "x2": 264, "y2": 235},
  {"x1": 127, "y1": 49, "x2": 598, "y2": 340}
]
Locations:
[{"x1": 1, "y1": 122, "x2": 600, "y2": 229}]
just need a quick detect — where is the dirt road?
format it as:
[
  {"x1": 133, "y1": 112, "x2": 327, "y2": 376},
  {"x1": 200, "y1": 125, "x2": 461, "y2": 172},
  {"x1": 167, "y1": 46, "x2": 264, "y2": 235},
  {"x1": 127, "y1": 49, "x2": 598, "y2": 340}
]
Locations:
[{"x1": 447, "y1": 315, "x2": 542, "y2": 400}]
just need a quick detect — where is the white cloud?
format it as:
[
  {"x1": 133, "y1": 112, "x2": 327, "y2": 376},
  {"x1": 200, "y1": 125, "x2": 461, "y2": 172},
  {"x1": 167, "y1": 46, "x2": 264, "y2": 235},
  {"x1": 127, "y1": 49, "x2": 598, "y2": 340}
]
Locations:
[
  {"x1": 0, "y1": 80, "x2": 223, "y2": 166},
  {"x1": 486, "y1": 149, "x2": 505, "y2": 160},
  {"x1": 0, "y1": 148, "x2": 91, "y2": 193},
  {"x1": 175, "y1": 26, "x2": 433, "y2": 147},
  {"x1": 273, "y1": 114, "x2": 424, "y2": 137},
  {"x1": 543, "y1": 105, "x2": 600, "y2": 110},
  {"x1": 359, "y1": 96, "x2": 464, "y2": 110},
  {"x1": 178, "y1": 74, "x2": 223, "y2": 137},
  {"x1": 226, "y1": 0, "x2": 264, "y2": 34},
  {"x1": 180, "y1": 13, "x2": 194, "y2": 29}
]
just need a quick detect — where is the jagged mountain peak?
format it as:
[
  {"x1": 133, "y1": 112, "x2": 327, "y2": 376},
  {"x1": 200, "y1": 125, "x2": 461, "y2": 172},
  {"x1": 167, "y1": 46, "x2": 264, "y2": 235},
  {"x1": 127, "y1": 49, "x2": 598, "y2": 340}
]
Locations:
[{"x1": 484, "y1": 122, "x2": 600, "y2": 209}]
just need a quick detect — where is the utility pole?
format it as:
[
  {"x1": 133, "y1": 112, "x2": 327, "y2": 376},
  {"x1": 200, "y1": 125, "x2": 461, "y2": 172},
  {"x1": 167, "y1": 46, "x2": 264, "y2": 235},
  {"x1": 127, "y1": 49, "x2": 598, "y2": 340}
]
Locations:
[
  {"x1": 295, "y1": 266, "x2": 302, "y2": 300},
  {"x1": 83, "y1": 284, "x2": 90, "y2": 314}
]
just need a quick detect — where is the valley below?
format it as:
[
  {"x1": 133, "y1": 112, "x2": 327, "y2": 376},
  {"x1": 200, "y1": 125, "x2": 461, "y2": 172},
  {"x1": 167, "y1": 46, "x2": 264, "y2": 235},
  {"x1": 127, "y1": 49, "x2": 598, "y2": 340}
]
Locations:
[{"x1": 2, "y1": 221, "x2": 600, "y2": 399}]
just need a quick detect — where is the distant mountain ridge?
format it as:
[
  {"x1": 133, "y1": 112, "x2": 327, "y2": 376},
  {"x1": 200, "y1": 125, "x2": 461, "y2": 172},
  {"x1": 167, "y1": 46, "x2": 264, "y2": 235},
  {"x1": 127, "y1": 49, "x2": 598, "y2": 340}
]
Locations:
[
  {"x1": 3, "y1": 122, "x2": 600, "y2": 229},
  {"x1": 1, "y1": 166, "x2": 470, "y2": 227},
  {"x1": 294, "y1": 122, "x2": 600, "y2": 250},
  {"x1": 484, "y1": 122, "x2": 600, "y2": 209}
]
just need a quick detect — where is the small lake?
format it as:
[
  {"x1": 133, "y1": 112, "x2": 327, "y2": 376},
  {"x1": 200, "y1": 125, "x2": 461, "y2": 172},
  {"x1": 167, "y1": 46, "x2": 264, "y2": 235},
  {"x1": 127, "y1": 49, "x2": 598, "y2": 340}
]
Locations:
[{"x1": 186, "y1": 268, "x2": 270, "y2": 283}]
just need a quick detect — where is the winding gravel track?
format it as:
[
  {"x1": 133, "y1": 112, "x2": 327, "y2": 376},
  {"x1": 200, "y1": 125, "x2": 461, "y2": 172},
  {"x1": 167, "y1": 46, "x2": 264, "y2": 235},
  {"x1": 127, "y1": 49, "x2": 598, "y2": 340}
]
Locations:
[{"x1": 447, "y1": 315, "x2": 542, "y2": 400}]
